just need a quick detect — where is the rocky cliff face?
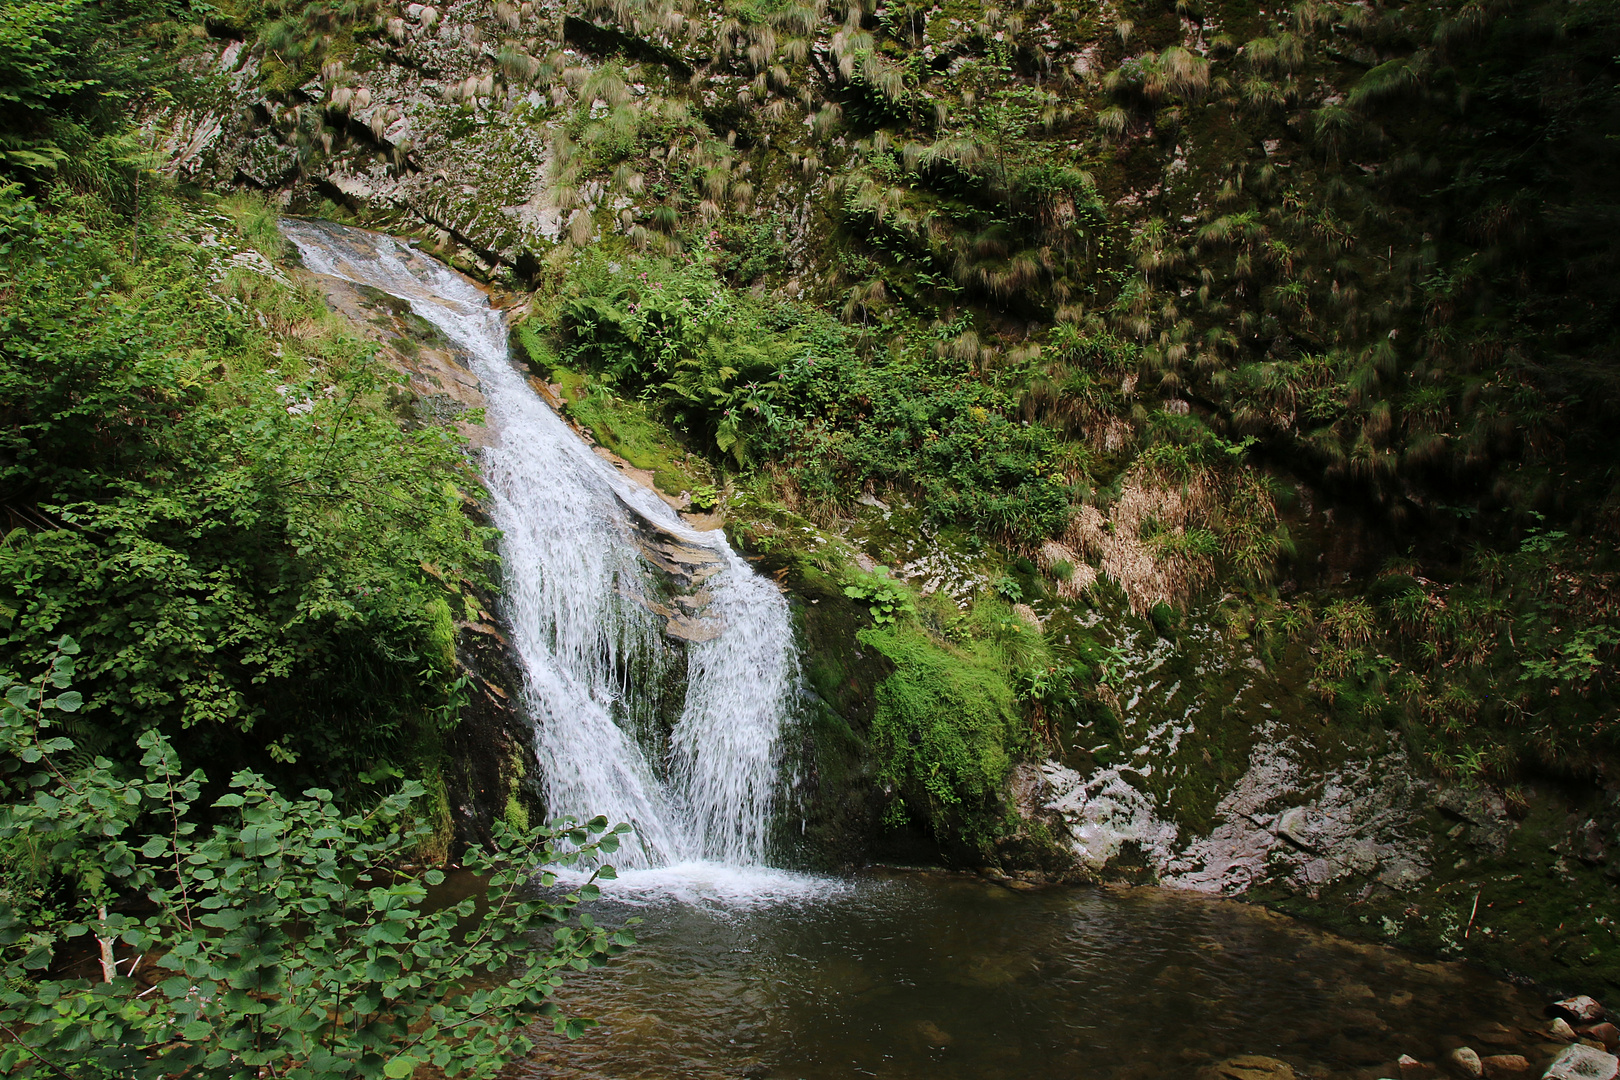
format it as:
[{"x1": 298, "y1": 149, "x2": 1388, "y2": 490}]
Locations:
[{"x1": 184, "y1": 0, "x2": 1620, "y2": 993}]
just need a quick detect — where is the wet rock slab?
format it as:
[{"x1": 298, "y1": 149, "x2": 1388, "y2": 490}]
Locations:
[{"x1": 1543, "y1": 1045, "x2": 1620, "y2": 1080}]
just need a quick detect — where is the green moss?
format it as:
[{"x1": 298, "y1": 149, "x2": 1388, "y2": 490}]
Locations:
[
  {"x1": 410, "y1": 752, "x2": 454, "y2": 865},
  {"x1": 860, "y1": 623, "x2": 1026, "y2": 852},
  {"x1": 502, "y1": 793, "x2": 530, "y2": 832},
  {"x1": 501, "y1": 737, "x2": 532, "y2": 833},
  {"x1": 565, "y1": 383, "x2": 707, "y2": 494},
  {"x1": 424, "y1": 596, "x2": 457, "y2": 666}
]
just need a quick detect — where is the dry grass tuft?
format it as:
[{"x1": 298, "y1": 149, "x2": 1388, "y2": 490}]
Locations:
[
  {"x1": 1037, "y1": 541, "x2": 1098, "y2": 599},
  {"x1": 1065, "y1": 467, "x2": 1219, "y2": 613}
]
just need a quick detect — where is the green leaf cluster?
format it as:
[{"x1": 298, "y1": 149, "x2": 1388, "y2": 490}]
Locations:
[
  {"x1": 0, "y1": 0, "x2": 186, "y2": 179},
  {"x1": 841, "y1": 567, "x2": 914, "y2": 625},
  {"x1": 0, "y1": 639, "x2": 634, "y2": 1079},
  {"x1": 526, "y1": 249, "x2": 1073, "y2": 542},
  {"x1": 0, "y1": 183, "x2": 494, "y2": 789}
]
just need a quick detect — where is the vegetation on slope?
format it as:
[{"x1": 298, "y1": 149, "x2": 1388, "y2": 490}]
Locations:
[
  {"x1": 0, "y1": 0, "x2": 541, "y2": 973},
  {"x1": 5, "y1": 0, "x2": 1616, "y2": 979},
  {"x1": 1, "y1": 182, "x2": 491, "y2": 796},
  {"x1": 0, "y1": 6, "x2": 642, "y2": 1070},
  {"x1": 0, "y1": 642, "x2": 629, "y2": 1078}
]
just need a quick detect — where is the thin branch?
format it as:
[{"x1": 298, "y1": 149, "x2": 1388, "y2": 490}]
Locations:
[
  {"x1": 162, "y1": 751, "x2": 194, "y2": 932},
  {"x1": 0, "y1": 1022, "x2": 78, "y2": 1080}
]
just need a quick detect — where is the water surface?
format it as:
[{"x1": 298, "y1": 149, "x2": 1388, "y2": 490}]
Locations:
[{"x1": 518, "y1": 870, "x2": 1547, "y2": 1080}]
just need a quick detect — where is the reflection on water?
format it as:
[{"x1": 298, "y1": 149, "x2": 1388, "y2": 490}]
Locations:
[{"x1": 512, "y1": 869, "x2": 1547, "y2": 1080}]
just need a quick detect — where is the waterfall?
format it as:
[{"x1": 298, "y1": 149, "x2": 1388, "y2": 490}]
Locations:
[{"x1": 282, "y1": 222, "x2": 799, "y2": 869}]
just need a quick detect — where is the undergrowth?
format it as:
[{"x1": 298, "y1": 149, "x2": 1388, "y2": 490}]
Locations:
[{"x1": 0, "y1": 179, "x2": 491, "y2": 797}]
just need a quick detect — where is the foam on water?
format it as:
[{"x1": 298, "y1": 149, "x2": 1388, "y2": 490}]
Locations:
[{"x1": 554, "y1": 861, "x2": 847, "y2": 910}]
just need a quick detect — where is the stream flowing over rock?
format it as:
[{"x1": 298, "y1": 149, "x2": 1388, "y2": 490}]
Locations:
[{"x1": 283, "y1": 220, "x2": 800, "y2": 868}]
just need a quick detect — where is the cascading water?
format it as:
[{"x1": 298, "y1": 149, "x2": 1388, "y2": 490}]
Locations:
[{"x1": 282, "y1": 221, "x2": 799, "y2": 871}]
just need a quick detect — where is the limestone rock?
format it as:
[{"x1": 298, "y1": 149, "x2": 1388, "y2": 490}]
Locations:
[
  {"x1": 1164, "y1": 736, "x2": 1435, "y2": 897},
  {"x1": 1435, "y1": 785, "x2": 1517, "y2": 855},
  {"x1": 1481, "y1": 1055, "x2": 1532, "y2": 1079},
  {"x1": 1578, "y1": 1025, "x2": 1620, "y2": 1053},
  {"x1": 1553, "y1": 1020, "x2": 1579, "y2": 1041},
  {"x1": 1277, "y1": 805, "x2": 1319, "y2": 852},
  {"x1": 1543, "y1": 1044, "x2": 1620, "y2": 1080},
  {"x1": 663, "y1": 612, "x2": 721, "y2": 643},
  {"x1": 1449, "y1": 1047, "x2": 1483, "y2": 1079},
  {"x1": 1198, "y1": 1055, "x2": 1297, "y2": 1080},
  {"x1": 1551, "y1": 998, "x2": 1609, "y2": 1025},
  {"x1": 238, "y1": 134, "x2": 299, "y2": 187}
]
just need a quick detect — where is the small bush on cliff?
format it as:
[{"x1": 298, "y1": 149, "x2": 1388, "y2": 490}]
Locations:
[
  {"x1": 0, "y1": 0, "x2": 184, "y2": 180},
  {"x1": 524, "y1": 249, "x2": 1073, "y2": 543}
]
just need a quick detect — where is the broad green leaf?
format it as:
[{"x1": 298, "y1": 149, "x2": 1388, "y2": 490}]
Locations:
[{"x1": 383, "y1": 1055, "x2": 418, "y2": 1078}]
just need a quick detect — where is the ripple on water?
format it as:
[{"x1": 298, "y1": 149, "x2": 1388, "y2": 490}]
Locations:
[{"x1": 515, "y1": 873, "x2": 1551, "y2": 1080}]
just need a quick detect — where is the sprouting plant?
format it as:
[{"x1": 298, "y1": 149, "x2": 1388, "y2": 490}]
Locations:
[
  {"x1": 994, "y1": 576, "x2": 1024, "y2": 602},
  {"x1": 1017, "y1": 663, "x2": 1081, "y2": 744},
  {"x1": 843, "y1": 567, "x2": 915, "y2": 625},
  {"x1": 1093, "y1": 643, "x2": 1130, "y2": 689},
  {"x1": 1519, "y1": 522, "x2": 1569, "y2": 557},
  {"x1": 1017, "y1": 664, "x2": 1079, "y2": 707},
  {"x1": 1519, "y1": 624, "x2": 1620, "y2": 690},
  {"x1": 1451, "y1": 744, "x2": 1488, "y2": 778},
  {"x1": 1322, "y1": 598, "x2": 1377, "y2": 647}
]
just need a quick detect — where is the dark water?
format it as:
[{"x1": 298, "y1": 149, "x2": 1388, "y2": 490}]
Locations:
[{"x1": 510, "y1": 867, "x2": 1551, "y2": 1080}]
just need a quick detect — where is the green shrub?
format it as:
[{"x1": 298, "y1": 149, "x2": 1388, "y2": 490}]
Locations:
[
  {"x1": 0, "y1": 639, "x2": 633, "y2": 1080},
  {"x1": 526, "y1": 250, "x2": 1074, "y2": 542},
  {"x1": 0, "y1": 0, "x2": 181, "y2": 179},
  {"x1": 842, "y1": 566, "x2": 914, "y2": 625},
  {"x1": 0, "y1": 185, "x2": 491, "y2": 790}
]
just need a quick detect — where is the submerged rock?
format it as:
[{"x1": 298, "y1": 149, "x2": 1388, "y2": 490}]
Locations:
[
  {"x1": 1401, "y1": 1053, "x2": 1439, "y2": 1078},
  {"x1": 1551, "y1": 999, "x2": 1610, "y2": 1025},
  {"x1": 1449, "y1": 1046, "x2": 1484, "y2": 1079},
  {"x1": 1481, "y1": 1055, "x2": 1532, "y2": 1079},
  {"x1": 1543, "y1": 1044, "x2": 1620, "y2": 1080},
  {"x1": 1197, "y1": 1055, "x2": 1297, "y2": 1080}
]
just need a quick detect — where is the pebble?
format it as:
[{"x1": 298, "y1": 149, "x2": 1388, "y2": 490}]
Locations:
[
  {"x1": 1197, "y1": 1055, "x2": 1297, "y2": 1080},
  {"x1": 1554, "y1": 1020, "x2": 1580, "y2": 1041},
  {"x1": 1579, "y1": 1025, "x2": 1620, "y2": 1053},
  {"x1": 1448, "y1": 1046, "x2": 1484, "y2": 1079},
  {"x1": 1543, "y1": 1044, "x2": 1620, "y2": 1080}
]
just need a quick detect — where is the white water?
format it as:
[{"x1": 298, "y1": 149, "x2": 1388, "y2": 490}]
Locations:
[{"x1": 282, "y1": 222, "x2": 801, "y2": 872}]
